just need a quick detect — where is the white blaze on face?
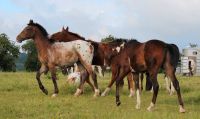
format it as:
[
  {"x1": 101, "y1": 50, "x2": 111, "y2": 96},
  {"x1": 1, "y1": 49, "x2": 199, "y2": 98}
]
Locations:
[
  {"x1": 112, "y1": 42, "x2": 125, "y2": 53},
  {"x1": 116, "y1": 47, "x2": 121, "y2": 52},
  {"x1": 120, "y1": 42, "x2": 125, "y2": 48}
]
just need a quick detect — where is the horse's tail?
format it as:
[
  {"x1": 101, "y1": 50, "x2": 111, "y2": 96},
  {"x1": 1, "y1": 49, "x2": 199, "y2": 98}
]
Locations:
[{"x1": 166, "y1": 44, "x2": 180, "y2": 69}]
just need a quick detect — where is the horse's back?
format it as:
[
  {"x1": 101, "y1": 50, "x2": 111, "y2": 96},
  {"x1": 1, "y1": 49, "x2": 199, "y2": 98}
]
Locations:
[{"x1": 144, "y1": 40, "x2": 167, "y2": 68}]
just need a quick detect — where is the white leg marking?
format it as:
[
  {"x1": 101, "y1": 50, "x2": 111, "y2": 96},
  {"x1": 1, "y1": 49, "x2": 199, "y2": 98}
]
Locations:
[
  {"x1": 128, "y1": 88, "x2": 135, "y2": 97},
  {"x1": 101, "y1": 87, "x2": 111, "y2": 97},
  {"x1": 179, "y1": 105, "x2": 186, "y2": 113},
  {"x1": 165, "y1": 76, "x2": 171, "y2": 93},
  {"x1": 97, "y1": 66, "x2": 103, "y2": 77},
  {"x1": 51, "y1": 93, "x2": 58, "y2": 98},
  {"x1": 147, "y1": 102, "x2": 155, "y2": 111},
  {"x1": 135, "y1": 89, "x2": 141, "y2": 109},
  {"x1": 94, "y1": 89, "x2": 100, "y2": 97},
  {"x1": 74, "y1": 88, "x2": 83, "y2": 97},
  {"x1": 150, "y1": 87, "x2": 153, "y2": 93},
  {"x1": 170, "y1": 81, "x2": 175, "y2": 95}
]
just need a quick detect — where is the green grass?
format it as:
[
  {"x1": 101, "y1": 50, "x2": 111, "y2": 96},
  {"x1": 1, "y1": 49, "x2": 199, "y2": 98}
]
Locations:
[{"x1": 0, "y1": 72, "x2": 200, "y2": 119}]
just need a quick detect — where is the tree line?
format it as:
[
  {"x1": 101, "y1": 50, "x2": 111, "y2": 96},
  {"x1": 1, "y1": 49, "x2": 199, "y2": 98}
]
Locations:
[{"x1": 0, "y1": 33, "x2": 115, "y2": 72}]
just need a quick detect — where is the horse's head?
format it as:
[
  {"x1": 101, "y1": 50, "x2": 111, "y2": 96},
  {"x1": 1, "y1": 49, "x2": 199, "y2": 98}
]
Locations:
[
  {"x1": 50, "y1": 26, "x2": 85, "y2": 42},
  {"x1": 49, "y1": 27, "x2": 69, "y2": 42},
  {"x1": 16, "y1": 20, "x2": 36, "y2": 43},
  {"x1": 100, "y1": 40, "x2": 127, "y2": 66},
  {"x1": 16, "y1": 20, "x2": 48, "y2": 43}
]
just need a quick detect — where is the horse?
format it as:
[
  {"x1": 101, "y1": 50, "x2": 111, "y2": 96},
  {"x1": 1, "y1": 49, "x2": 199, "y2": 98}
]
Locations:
[
  {"x1": 49, "y1": 27, "x2": 136, "y2": 97},
  {"x1": 144, "y1": 43, "x2": 179, "y2": 95},
  {"x1": 107, "y1": 39, "x2": 185, "y2": 113},
  {"x1": 16, "y1": 20, "x2": 100, "y2": 97}
]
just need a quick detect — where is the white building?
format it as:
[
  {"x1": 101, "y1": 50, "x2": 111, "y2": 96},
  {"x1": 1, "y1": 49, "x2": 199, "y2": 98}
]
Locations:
[{"x1": 181, "y1": 47, "x2": 200, "y2": 76}]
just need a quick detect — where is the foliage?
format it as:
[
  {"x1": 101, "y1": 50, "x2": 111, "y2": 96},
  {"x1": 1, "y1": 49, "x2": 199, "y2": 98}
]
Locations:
[
  {"x1": 15, "y1": 53, "x2": 27, "y2": 71},
  {"x1": 0, "y1": 33, "x2": 19, "y2": 71},
  {"x1": 101, "y1": 35, "x2": 115, "y2": 43},
  {"x1": 22, "y1": 40, "x2": 40, "y2": 71},
  {"x1": 0, "y1": 72, "x2": 200, "y2": 119}
]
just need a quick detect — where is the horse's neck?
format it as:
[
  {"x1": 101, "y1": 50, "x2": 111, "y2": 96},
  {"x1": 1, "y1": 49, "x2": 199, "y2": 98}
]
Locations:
[
  {"x1": 34, "y1": 34, "x2": 50, "y2": 58},
  {"x1": 67, "y1": 35, "x2": 82, "y2": 41}
]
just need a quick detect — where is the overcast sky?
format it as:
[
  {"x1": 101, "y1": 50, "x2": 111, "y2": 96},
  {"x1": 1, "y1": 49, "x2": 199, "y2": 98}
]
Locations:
[{"x1": 0, "y1": 0, "x2": 200, "y2": 50}]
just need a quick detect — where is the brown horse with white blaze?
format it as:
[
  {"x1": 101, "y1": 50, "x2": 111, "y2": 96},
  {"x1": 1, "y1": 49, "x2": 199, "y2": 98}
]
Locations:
[{"x1": 16, "y1": 20, "x2": 100, "y2": 97}]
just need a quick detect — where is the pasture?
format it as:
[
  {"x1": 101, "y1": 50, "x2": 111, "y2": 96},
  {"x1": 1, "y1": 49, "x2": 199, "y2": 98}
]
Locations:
[{"x1": 0, "y1": 72, "x2": 199, "y2": 119}]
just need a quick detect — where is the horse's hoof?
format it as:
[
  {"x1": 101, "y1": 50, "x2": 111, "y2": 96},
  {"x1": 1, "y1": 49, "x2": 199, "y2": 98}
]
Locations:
[
  {"x1": 147, "y1": 103, "x2": 154, "y2": 111},
  {"x1": 179, "y1": 106, "x2": 186, "y2": 113},
  {"x1": 51, "y1": 93, "x2": 58, "y2": 98},
  {"x1": 135, "y1": 104, "x2": 140, "y2": 109},
  {"x1": 74, "y1": 94, "x2": 79, "y2": 97},
  {"x1": 93, "y1": 89, "x2": 100, "y2": 97},
  {"x1": 147, "y1": 106, "x2": 153, "y2": 111},
  {"x1": 74, "y1": 88, "x2": 82, "y2": 97},
  {"x1": 116, "y1": 101, "x2": 121, "y2": 106},
  {"x1": 93, "y1": 93, "x2": 100, "y2": 97},
  {"x1": 101, "y1": 93, "x2": 106, "y2": 97},
  {"x1": 42, "y1": 89, "x2": 48, "y2": 95},
  {"x1": 74, "y1": 92, "x2": 81, "y2": 97},
  {"x1": 128, "y1": 93, "x2": 135, "y2": 98}
]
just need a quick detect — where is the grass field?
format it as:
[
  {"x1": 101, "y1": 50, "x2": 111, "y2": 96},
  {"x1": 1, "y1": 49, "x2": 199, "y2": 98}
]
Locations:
[{"x1": 0, "y1": 72, "x2": 200, "y2": 119}]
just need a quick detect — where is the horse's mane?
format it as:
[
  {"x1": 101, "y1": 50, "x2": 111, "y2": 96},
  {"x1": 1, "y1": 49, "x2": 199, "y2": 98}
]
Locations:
[
  {"x1": 67, "y1": 31, "x2": 85, "y2": 40},
  {"x1": 111, "y1": 38, "x2": 128, "y2": 43},
  {"x1": 103, "y1": 38, "x2": 126, "y2": 46},
  {"x1": 28, "y1": 22, "x2": 49, "y2": 37},
  {"x1": 127, "y1": 39, "x2": 138, "y2": 43}
]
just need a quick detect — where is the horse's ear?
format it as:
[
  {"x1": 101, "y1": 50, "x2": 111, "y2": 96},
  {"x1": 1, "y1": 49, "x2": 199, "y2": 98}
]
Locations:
[
  {"x1": 66, "y1": 26, "x2": 69, "y2": 31},
  {"x1": 29, "y1": 19, "x2": 33, "y2": 24},
  {"x1": 28, "y1": 19, "x2": 34, "y2": 25},
  {"x1": 62, "y1": 26, "x2": 65, "y2": 31}
]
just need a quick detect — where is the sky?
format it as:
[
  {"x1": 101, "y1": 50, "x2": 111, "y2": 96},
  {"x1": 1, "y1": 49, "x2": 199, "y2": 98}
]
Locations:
[{"x1": 0, "y1": 0, "x2": 200, "y2": 50}]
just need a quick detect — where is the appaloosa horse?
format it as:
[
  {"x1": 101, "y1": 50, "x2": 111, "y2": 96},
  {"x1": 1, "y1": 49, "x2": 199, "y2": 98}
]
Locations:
[
  {"x1": 49, "y1": 28, "x2": 136, "y2": 97},
  {"x1": 16, "y1": 20, "x2": 100, "y2": 97},
  {"x1": 107, "y1": 39, "x2": 185, "y2": 113}
]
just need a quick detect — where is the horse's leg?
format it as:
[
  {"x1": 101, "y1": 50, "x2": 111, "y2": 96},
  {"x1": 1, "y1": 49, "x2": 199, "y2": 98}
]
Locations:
[
  {"x1": 132, "y1": 72, "x2": 140, "y2": 109},
  {"x1": 140, "y1": 73, "x2": 144, "y2": 91},
  {"x1": 101, "y1": 67, "x2": 118, "y2": 96},
  {"x1": 145, "y1": 72, "x2": 152, "y2": 91},
  {"x1": 74, "y1": 70, "x2": 86, "y2": 96},
  {"x1": 116, "y1": 67, "x2": 129, "y2": 106},
  {"x1": 170, "y1": 80, "x2": 175, "y2": 95},
  {"x1": 165, "y1": 67, "x2": 185, "y2": 113},
  {"x1": 165, "y1": 75, "x2": 171, "y2": 93},
  {"x1": 97, "y1": 66, "x2": 104, "y2": 77},
  {"x1": 147, "y1": 71, "x2": 159, "y2": 111},
  {"x1": 78, "y1": 53, "x2": 100, "y2": 97},
  {"x1": 83, "y1": 64, "x2": 99, "y2": 97},
  {"x1": 49, "y1": 67, "x2": 59, "y2": 97},
  {"x1": 36, "y1": 64, "x2": 48, "y2": 95},
  {"x1": 127, "y1": 73, "x2": 135, "y2": 97},
  {"x1": 84, "y1": 71, "x2": 95, "y2": 91}
]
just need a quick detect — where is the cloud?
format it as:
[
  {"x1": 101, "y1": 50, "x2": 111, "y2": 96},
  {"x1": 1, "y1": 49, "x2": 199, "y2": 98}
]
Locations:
[{"x1": 0, "y1": 0, "x2": 200, "y2": 49}]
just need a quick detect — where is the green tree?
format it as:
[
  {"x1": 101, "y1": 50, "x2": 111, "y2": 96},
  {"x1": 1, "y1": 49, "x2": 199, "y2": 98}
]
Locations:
[
  {"x1": 22, "y1": 40, "x2": 40, "y2": 71},
  {"x1": 101, "y1": 35, "x2": 115, "y2": 43},
  {"x1": 0, "y1": 33, "x2": 19, "y2": 71}
]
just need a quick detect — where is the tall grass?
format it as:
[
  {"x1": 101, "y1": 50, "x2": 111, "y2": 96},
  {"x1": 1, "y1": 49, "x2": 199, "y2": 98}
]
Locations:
[{"x1": 0, "y1": 72, "x2": 199, "y2": 119}]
